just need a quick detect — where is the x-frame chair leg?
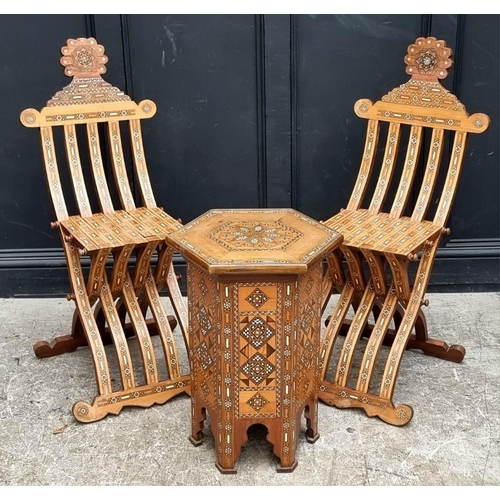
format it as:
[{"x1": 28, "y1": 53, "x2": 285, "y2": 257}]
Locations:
[
  {"x1": 33, "y1": 228, "x2": 191, "y2": 423},
  {"x1": 319, "y1": 239, "x2": 466, "y2": 426}
]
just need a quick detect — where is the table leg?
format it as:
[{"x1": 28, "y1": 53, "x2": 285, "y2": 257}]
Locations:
[
  {"x1": 305, "y1": 394, "x2": 320, "y2": 444},
  {"x1": 189, "y1": 395, "x2": 205, "y2": 446}
]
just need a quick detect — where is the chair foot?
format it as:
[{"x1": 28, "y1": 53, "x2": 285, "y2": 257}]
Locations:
[
  {"x1": 34, "y1": 314, "x2": 178, "y2": 359},
  {"x1": 72, "y1": 401, "x2": 107, "y2": 423},
  {"x1": 72, "y1": 375, "x2": 190, "y2": 423},
  {"x1": 326, "y1": 317, "x2": 466, "y2": 363},
  {"x1": 408, "y1": 339, "x2": 466, "y2": 362},
  {"x1": 33, "y1": 335, "x2": 88, "y2": 359},
  {"x1": 379, "y1": 327, "x2": 466, "y2": 362},
  {"x1": 318, "y1": 381, "x2": 413, "y2": 426}
]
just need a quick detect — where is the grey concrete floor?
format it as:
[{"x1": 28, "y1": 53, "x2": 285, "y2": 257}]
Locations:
[{"x1": 0, "y1": 292, "x2": 499, "y2": 486}]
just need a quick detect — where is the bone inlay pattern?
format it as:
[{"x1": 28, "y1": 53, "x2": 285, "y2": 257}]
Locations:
[
  {"x1": 318, "y1": 36, "x2": 489, "y2": 426},
  {"x1": 22, "y1": 37, "x2": 191, "y2": 423},
  {"x1": 188, "y1": 266, "x2": 218, "y2": 412},
  {"x1": 211, "y1": 220, "x2": 302, "y2": 251},
  {"x1": 237, "y1": 283, "x2": 280, "y2": 419},
  {"x1": 173, "y1": 208, "x2": 341, "y2": 473}
]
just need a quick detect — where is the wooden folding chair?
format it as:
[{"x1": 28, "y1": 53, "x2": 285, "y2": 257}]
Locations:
[
  {"x1": 318, "y1": 37, "x2": 490, "y2": 425},
  {"x1": 20, "y1": 37, "x2": 190, "y2": 423}
]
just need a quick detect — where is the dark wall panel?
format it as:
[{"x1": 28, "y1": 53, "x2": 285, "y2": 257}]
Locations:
[
  {"x1": 0, "y1": 14, "x2": 89, "y2": 251},
  {"x1": 0, "y1": 14, "x2": 498, "y2": 296},
  {"x1": 125, "y1": 14, "x2": 261, "y2": 224},
  {"x1": 264, "y1": 14, "x2": 293, "y2": 208},
  {"x1": 449, "y1": 14, "x2": 499, "y2": 241},
  {"x1": 295, "y1": 14, "x2": 422, "y2": 222}
]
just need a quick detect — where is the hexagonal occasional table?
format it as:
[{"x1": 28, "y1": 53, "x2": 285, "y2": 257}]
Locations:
[{"x1": 165, "y1": 209, "x2": 343, "y2": 473}]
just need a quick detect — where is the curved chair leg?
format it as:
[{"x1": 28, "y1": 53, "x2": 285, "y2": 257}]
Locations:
[
  {"x1": 324, "y1": 254, "x2": 465, "y2": 365},
  {"x1": 31, "y1": 281, "x2": 178, "y2": 359},
  {"x1": 318, "y1": 244, "x2": 437, "y2": 426},
  {"x1": 318, "y1": 280, "x2": 356, "y2": 382},
  {"x1": 62, "y1": 242, "x2": 114, "y2": 422},
  {"x1": 324, "y1": 249, "x2": 385, "y2": 341},
  {"x1": 34, "y1": 237, "x2": 190, "y2": 423},
  {"x1": 32, "y1": 247, "x2": 110, "y2": 359},
  {"x1": 318, "y1": 282, "x2": 413, "y2": 426},
  {"x1": 73, "y1": 268, "x2": 190, "y2": 423},
  {"x1": 375, "y1": 293, "x2": 465, "y2": 362},
  {"x1": 155, "y1": 243, "x2": 189, "y2": 346}
]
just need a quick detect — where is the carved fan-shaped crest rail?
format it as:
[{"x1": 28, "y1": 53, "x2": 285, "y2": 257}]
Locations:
[
  {"x1": 20, "y1": 37, "x2": 190, "y2": 423},
  {"x1": 319, "y1": 36, "x2": 490, "y2": 426}
]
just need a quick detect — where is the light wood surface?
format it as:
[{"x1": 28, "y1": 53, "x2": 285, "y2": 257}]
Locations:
[
  {"x1": 319, "y1": 36, "x2": 490, "y2": 426},
  {"x1": 20, "y1": 37, "x2": 190, "y2": 423},
  {"x1": 166, "y1": 208, "x2": 343, "y2": 473},
  {"x1": 166, "y1": 208, "x2": 341, "y2": 274}
]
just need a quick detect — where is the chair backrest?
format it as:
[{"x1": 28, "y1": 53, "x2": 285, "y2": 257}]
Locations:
[
  {"x1": 346, "y1": 36, "x2": 489, "y2": 228},
  {"x1": 20, "y1": 37, "x2": 159, "y2": 223}
]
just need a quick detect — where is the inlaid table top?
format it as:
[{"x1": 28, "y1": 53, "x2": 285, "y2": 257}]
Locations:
[{"x1": 165, "y1": 208, "x2": 343, "y2": 275}]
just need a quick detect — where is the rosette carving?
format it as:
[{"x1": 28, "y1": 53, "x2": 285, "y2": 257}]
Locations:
[
  {"x1": 60, "y1": 37, "x2": 108, "y2": 78},
  {"x1": 405, "y1": 37, "x2": 453, "y2": 81}
]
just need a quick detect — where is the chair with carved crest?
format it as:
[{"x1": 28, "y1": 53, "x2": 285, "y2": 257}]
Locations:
[
  {"x1": 318, "y1": 36, "x2": 490, "y2": 425},
  {"x1": 20, "y1": 37, "x2": 190, "y2": 423}
]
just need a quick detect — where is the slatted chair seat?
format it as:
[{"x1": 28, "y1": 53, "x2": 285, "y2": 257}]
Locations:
[
  {"x1": 61, "y1": 208, "x2": 182, "y2": 252},
  {"x1": 21, "y1": 37, "x2": 190, "y2": 423},
  {"x1": 318, "y1": 37, "x2": 490, "y2": 426},
  {"x1": 324, "y1": 210, "x2": 442, "y2": 257}
]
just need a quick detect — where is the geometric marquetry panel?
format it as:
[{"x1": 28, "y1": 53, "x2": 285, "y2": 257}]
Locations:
[
  {"x1": 294, "y1": 262, "x2": 323, "y2": 407},
  {"x1": 170, "y1": 208, "x2": 343, "y2": 473},
  {"x1": 245, "y1": 287, "x2": 269, "y2": 309},
  {"x1": 237, "y1": 283, "x2": 279, "y2": 418},
  {"x1": 211, "y1": 220, "x2": 302, "y2": 251},
  {"x1": 245, "y1": 392, "x2": 270, "y2": 412},
  {"x1": 187, "y1": 265, "x2": 219, "y2": 412},
  {"x1": 241, "y1": 353, "x2": 275, "y2": 387},
  {"x1": 240, "y1": 316, "x2": 275, "y2": 350}
]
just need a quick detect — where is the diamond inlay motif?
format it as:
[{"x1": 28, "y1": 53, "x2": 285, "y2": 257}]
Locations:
[
  {"x1": 241, "y1": 353, "x2": 275, "y2": 385},
  {"x1": 198, "y1": 279, "x2": 209, "y2": 296},
  {"x1": 196, "y1": 341, "x2": 213, "y2": 370},
  {"x1": 300, "y1": 303, "x2": 315, "y2": 331},
  {"x1": 246, "y1": 392, "x2": 269, "y2": 412},
  {"x1": 210, "y1": 220, "x2": 302, "y2": 251},
  {"x1": 240, "y1": 317, "x2": 275, "y2": 350},
  {"x1": 301, "y1": 339, "x2": 315, "y2": 369},
  {"x1": 196, "y1": 306, "x2": 212, "y2": 336},
  {"x1": 245, "y1": 288, "x2": 269, "y2": 309}
]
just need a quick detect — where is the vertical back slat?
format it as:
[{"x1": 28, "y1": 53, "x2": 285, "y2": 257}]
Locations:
[
  {"x1": 86, "y1": 123, "x2": 114, "y2": 214},
  {"x1": 368, "y1": 122, "x2": 401, "y2": 214},
  {"x1": 129, "y1": 119, "x2": 157, "y2": 209},
  {"x1": 433, "y1": 132, "x2": 468, "y2": 227},
  {"x1": 107, "y1": 121, "x2": 136, "y2": 211},
  {"x1": 389, "y1": 126, "x2": 423, "y2": 218},
  {"x1": 411, "y1": 128, "x2": 445, "y2": 222},
  {"x1": 64, "y1": 124, "x2": 93, "y2": 218},
  {"x1": 40, "y1": 127, "x2": 69, "y2": 221},
  {"x1": 347, "y1": 119, "x2": 380, "y2": 211}
]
